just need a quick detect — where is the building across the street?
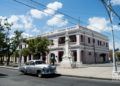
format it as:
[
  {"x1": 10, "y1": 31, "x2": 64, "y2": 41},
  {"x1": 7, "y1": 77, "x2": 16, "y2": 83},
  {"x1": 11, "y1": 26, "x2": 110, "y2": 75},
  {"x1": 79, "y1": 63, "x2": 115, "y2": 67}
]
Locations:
[{"x1": 8, "y1": 25, "x2": 109, "y2": 64}]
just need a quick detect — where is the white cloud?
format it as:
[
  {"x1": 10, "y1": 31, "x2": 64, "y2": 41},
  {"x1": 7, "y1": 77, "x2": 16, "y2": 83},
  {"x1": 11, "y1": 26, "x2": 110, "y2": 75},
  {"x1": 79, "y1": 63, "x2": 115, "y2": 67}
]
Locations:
[
  {"x1": 47, "y1": 14, "x2": 68, "y2": 27},
  {"x1": 47, "y1": 1, "x2": 62, "y2": 10},
  {"x1": 8, "y1": 15, "x2": 19, "y2": 24},
  {"x1": 8, "y1": 15, "x2": 33, "y2": 30},
  {"x1": 22, "y1": 32, "x2": 33, "y2": 38},
  {"x1": 44, "y1": 9, "x2": 55, "y2": 16},
  {"x1": 44, "y1": 1, "x2": 63, "y2": 16},
  {"x1": 0, "y1": 16, "x2": 6, "y2": 19},
  {"x1": 6, "y1": 14, "x2": 38, "y2": 38},
  {"x1": 30, "y1": 1, "x2": 63, "y2": 18},
  {"x1": 87, "y1": 17, "x2": 109, "y2": 32},
  {"x1": 111, "y1": 0, "x2": 120, "y2": 5},
  {"x1": 1, "y1": 1, "x2": 66, "y2": 38},
  {"x1": 19, "y1": 15, "x2": 33, "y2": 29},
  {"x1": 30, "y1": 9, "x2": 43, "y2": 19},
  {"x1": 32, "y1": 27, "x2": 41, "y2": 34},
  {"x1": 87, "y1": 17, "x2": 120, "y2": 32}
]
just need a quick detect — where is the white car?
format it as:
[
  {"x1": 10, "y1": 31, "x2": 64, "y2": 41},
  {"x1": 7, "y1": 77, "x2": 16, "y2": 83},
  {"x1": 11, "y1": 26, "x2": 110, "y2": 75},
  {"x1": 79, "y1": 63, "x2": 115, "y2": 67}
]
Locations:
[{"x1": 19, "y1": 60, "x2": 56, "y2": 77}]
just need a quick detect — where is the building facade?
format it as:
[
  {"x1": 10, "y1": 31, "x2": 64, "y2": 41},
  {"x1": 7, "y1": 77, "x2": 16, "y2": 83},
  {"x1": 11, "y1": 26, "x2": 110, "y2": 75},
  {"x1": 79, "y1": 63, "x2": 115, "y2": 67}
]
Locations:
[
  {"x1": 9, "y1": 25, "x2": 109, "y2": 64},
  {"x1": 43, "y1": 25, "x2": 109, "y2": 64}
]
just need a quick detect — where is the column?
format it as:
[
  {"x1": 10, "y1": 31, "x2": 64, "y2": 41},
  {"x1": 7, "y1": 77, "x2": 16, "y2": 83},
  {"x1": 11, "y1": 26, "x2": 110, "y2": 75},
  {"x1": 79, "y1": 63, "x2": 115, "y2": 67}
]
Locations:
[
  {"x1": 77, "y1": 49, "x2": 82, "y2": 65},
  {"x1": 77, "y1": 49, "x2": 80, "y2": 63},
  {"x1": 31, "y1": 55, "x2": 33, "y2": 60},
  {"x1": 21, "y1": 56, "x2": 24, "y2": 64},
  {"x1": 27, "y1": 56, "x2": 29, "y2": 62},
  {"x1": 76, "y1": 34, "x2": 80, "y2": 45},
  {"x1": 16, "y1": 57, "x2": 19, "y2": 63}
]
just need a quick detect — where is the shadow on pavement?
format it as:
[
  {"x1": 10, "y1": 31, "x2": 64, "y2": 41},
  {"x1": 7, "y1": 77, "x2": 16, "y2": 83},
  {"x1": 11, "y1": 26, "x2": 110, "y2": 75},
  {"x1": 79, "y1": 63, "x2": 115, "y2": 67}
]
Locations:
[
  {"x1": 0, "y1": 73, "x2": 8, "y2": 78},
  {"x1": 42, "y1": 74, "x2": 61, "y2": 78},
  {"x1": 18, "y1": 72, "x2": 61, "y2": 78}
]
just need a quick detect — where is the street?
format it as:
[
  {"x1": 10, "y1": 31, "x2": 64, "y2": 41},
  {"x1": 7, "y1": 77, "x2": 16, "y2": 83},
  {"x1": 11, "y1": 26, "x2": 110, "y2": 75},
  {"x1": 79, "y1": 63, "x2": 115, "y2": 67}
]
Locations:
[{"x1": 0, "y1": 68, "x2": 120, "y2": 86}]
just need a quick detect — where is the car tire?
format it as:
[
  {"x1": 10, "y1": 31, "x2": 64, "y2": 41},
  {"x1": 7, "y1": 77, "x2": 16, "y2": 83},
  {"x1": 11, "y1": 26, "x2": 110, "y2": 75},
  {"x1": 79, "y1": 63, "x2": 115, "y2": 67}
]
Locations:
[
  {"x1": 37, "y1": 71, "x2": 42, "y2": 78},
  {"x1": 23, "y1": 70, "x2": 27, "y2": 75}
]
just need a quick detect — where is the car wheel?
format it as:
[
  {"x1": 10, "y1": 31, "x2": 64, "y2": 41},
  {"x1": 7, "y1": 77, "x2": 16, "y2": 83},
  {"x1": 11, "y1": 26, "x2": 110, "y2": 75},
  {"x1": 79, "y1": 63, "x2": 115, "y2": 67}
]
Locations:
[
  {"x1": 23, "y1": 70, "x2": 27, "y2": 75},
  {"x1": 37, "y1": 71, "x2": 42, "y2": 78}
]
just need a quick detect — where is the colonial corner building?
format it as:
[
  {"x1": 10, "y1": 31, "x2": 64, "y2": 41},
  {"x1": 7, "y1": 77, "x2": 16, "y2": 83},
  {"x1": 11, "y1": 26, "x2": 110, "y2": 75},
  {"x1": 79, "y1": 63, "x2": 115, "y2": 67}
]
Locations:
[{"x1": 9, "y1": 25, "x2": 109, "y2": 64}]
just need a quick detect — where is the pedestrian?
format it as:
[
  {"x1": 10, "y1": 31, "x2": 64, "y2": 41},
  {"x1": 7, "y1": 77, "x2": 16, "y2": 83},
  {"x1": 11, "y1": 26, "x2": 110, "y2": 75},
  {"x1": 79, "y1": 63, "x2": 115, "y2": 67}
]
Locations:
[{"x1": 50, "y1": 55, "x2": 56, "y2": 65}]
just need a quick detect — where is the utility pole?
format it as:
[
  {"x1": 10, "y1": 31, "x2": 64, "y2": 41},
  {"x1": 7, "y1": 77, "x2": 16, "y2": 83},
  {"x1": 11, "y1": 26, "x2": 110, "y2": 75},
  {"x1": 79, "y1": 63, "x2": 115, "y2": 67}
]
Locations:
[{"x1": 100, "y1": 0, "x2": 118, "y2": 72}]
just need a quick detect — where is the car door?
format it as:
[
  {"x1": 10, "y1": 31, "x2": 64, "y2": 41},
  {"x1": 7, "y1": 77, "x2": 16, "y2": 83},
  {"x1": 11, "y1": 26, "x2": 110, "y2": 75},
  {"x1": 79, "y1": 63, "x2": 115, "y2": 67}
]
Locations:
[{"x1": 27, "y1": 61, "x2": 35, "y2": 74}]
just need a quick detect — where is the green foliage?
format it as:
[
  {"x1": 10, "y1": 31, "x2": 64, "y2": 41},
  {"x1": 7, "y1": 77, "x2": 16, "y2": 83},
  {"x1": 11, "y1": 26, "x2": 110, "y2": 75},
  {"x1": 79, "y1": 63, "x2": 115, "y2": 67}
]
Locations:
[
  {"x1": 21, "y1": 48, "x2": 30, "y2": 57},
  {"x1": 116, "y1": 52, "x2": 120, "y2": 60},
  {"x1": 10, "y1": 30, "x2": 23, "y2": 55},
  {"x1": 0, "y1": 18, "x2": 23, "y2": 65},
  {"x1": 26, "y1": 37, "x2": 51, "y2": 55},
  {"x1": 0, "y1": 18, "x2": 11, "y2": 56},
  {"x1": 12, "y1": 50, "x2": 19, "y2": 57}
]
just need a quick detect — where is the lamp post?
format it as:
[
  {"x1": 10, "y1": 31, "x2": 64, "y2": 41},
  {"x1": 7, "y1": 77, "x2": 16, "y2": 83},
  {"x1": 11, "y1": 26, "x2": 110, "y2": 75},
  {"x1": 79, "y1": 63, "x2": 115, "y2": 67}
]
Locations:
[
  {"x1": 108, "y1": 5, "x2": 117, "y2": 73},
  {"x1": 101, "y1": 0, "x2": 118, "y2": 72}
]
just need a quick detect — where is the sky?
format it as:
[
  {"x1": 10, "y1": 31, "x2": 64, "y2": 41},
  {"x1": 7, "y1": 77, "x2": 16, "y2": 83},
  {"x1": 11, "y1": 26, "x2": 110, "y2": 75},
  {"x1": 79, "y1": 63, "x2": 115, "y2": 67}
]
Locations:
[{"x1": 0, "y1": 0, "x2": 120, "y2": 49}]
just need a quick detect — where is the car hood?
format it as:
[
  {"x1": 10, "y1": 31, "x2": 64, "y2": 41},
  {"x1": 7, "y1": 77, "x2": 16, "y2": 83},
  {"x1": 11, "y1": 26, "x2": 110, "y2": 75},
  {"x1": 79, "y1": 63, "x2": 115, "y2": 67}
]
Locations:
[{"x1": 35, "y1": 64, "x2": 51, "y2": 68}]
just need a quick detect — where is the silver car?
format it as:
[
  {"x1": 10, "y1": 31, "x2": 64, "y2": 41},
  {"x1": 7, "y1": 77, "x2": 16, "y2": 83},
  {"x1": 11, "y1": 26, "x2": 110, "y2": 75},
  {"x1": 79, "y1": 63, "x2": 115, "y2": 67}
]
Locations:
[{"x1": 19, "y1": 60, "x2": 56, "y2": 77}]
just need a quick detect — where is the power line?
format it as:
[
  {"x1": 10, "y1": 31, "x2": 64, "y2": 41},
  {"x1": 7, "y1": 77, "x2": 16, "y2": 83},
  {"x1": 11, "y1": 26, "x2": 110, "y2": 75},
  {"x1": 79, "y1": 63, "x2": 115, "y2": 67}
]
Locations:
[
  {"x1": 13, "y1": 0, "x2": 120, "y2": 40},
  {"x1": 30, "y1": 0, "x2": 79, "y2": 22},
  {"x1": 101, "y1": 0, "x2": 120, "y2": 21},
  {"x1": 13, "y1": 0, "x2": 76, "y2": 26}
]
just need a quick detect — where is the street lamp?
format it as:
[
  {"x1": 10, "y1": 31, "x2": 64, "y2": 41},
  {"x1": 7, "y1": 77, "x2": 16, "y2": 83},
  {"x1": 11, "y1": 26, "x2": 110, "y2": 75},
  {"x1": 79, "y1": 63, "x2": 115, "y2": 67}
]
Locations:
[{"x1": 101, "y1": 0, "x2": 118, "y2": 72}]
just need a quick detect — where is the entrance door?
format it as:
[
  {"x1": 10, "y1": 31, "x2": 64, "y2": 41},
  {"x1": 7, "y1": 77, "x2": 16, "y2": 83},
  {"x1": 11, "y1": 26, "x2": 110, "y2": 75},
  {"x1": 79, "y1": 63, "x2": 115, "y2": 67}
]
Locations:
[
  {"x1": 58, "y1": 51, "x2": 63, "y2": 62},
  {"x1": 81, "y1": 50, "x2": 85, "y2": 64}
]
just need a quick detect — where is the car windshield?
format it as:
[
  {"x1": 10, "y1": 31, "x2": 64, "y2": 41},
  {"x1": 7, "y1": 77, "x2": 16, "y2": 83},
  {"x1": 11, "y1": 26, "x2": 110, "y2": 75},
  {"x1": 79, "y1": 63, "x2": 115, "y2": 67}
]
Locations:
[{"x1": 35, "y1": 61, "x2": 44, "y2": 64}]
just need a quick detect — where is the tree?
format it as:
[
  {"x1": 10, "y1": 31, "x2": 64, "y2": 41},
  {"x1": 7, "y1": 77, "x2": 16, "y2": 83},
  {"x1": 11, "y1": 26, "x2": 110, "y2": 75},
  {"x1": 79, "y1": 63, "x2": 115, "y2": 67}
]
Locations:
[
  {"x1": 26, "y1": 37, "x2": 51, "y2": 60},
  {"x1": 12, "y1": 50, "x2": 19, "y2": 63},
  {"x1": 12, "y1": 50, "x2": 19, "y2": 58},
  {"x1": 21, "y1": 48, "x2": 30, "y2": 63},
  {"x1": 6, "y1": 30, "x2": 23, "y2": 65},
  {"x1": 116, "y1": 52, "x2": 120, "y2": 61},
  {"x1": 0, "y1": 18, "x2": 23, "y2": 65},
  {"x1": 0, "y1": 19, "x2": 9, "y2": 56},
  {"x1": 109, "y1": 49, "x2": 120, "y2": 61},
  {"x1": 35, "y1": 37, "x2": 51, "y2": 54}
]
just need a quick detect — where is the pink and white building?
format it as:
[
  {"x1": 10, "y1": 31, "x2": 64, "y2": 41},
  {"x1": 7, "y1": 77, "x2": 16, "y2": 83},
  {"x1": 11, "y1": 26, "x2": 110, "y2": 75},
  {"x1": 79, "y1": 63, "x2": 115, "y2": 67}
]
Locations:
[
  {"x1": 42, "y1": 25, "x2": 109, "y2": 64},
  {"x1": 9, "y1": 25, "x2": 109, "y2": 64}
]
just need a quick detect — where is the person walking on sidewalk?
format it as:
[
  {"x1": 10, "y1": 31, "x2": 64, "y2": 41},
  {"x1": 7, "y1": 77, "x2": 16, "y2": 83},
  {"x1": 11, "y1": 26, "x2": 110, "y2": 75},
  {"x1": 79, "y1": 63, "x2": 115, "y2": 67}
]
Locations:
[{"x1": 50, "y1": 55, "x2": 56, "y2": 65}]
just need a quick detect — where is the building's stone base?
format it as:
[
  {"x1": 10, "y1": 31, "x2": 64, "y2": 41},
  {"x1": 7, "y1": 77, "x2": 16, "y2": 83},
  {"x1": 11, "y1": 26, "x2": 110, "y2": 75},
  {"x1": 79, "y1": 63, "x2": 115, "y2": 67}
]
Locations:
[
  {"x1": 60, "y1": 58, "x2": 76, "y2": 68},
  {"x1": 75, "y1": 62, "x2": 83, "y2": 67}
]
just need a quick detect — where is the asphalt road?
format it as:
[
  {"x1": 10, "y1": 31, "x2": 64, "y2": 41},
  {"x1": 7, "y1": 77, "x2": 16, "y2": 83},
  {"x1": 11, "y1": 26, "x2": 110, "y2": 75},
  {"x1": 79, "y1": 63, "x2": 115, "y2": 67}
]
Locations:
[{"x1": 0, "y1": 68, "x2": 120, "y2": 86}]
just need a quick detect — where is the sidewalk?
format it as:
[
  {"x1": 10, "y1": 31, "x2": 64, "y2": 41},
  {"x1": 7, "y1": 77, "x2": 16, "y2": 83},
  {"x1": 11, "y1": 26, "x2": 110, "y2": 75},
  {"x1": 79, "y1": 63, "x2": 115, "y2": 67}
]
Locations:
[
  {"x1": 0, "y1": 65, "x2": 19, "y2": 70},
  {"x1": 0, "y1": 65, "x2": 116, "y2": 80},
  {"x1": 57, "y1": 66, "x2": 113, "y2": 80}
]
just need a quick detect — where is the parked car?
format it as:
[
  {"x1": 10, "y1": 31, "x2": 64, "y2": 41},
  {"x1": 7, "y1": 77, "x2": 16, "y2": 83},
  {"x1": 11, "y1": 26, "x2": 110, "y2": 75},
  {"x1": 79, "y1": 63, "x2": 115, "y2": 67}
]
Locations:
[{"x1": 19, "y1": 60, "x2": 56, "y2": 77}]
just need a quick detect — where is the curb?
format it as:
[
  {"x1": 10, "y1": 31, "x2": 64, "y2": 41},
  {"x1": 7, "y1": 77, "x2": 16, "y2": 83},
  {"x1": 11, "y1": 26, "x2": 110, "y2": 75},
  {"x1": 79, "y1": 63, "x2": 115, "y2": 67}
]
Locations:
[
  {"x1": 61, "y1": 74, "x2": 112, "y2": 80},
  {"x1": 0, "y1": 66, "x2": 112, "y2": 80},
  {"x1": 0, "y1": 66, "x2": 18, "y2": 70}
]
